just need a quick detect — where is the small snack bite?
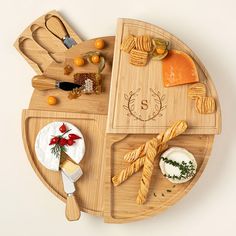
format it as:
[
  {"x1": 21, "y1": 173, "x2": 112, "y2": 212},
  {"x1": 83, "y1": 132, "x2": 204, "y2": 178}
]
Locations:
[
  {"x1": 195, "y1": 96, "x2": 216, "y2": 114},
  {"x1": 159, "y1": 147, "x2": 197, "y2": 184},
  {"x1": 95, "y1": 39, "x2": 105, "y2": 50},
  {"x1": 91, "y1": 55, "x2": 100, "y2": 64},
  {"x1": 135, "y1": 35, "x2": 152, "y2": 52},
  {"x1": 152, "y1": 38, "x2": 169, "y2": 60},
  {"x1": 130, "y1": 49, "x2": 148, "y2": 66},
  {"x1": 47, "y1": 96, "x2": 57, "y2": 105},
  {"x1": 74, "y1": 56, "x2": 85, "y2": 67},
  {"x1": 121, "y1": 34, "x2": 136, "y2": 53},
  {"x1": 64, "y1": 65, "x2": 73, "y2": 75},
  {"x1": 188, "y1": 82, "x2": 207, "y2": 99}
]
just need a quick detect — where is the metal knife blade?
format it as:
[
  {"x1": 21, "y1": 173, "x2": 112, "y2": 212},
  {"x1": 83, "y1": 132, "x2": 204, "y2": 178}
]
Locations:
[
  {"x1": 63, "y1": 37, "x2": 77, "y2": 48},
  {"x1": 61, "y1": 170, "x2": 75, "y2": 194},
  {"x1": 45, "y1": 15, "x2": 77, "y2": 49}
]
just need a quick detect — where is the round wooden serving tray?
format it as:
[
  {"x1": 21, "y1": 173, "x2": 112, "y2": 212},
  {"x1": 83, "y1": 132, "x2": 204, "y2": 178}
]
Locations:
[{"x1": 20, "y1": 17, "x2": 221, "y2": 223}]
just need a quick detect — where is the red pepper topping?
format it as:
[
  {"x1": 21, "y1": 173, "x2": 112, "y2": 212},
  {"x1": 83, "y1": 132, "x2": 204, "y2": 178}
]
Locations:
[
  {"x1": 68, "y1": 134, "x2": 81, "y2": 140},
  {"x1": 49, "y1": 137, "x2": 60, "y2": 145},
  {"x1": 67, "y1": 139, "x2": 75, "y2": 146},
  {"x1": 59, "y1": 123, "x2": 67, "y2": 133},
  {"x1": 59, "y1": 138, "x2": 67, "y2": 146}
]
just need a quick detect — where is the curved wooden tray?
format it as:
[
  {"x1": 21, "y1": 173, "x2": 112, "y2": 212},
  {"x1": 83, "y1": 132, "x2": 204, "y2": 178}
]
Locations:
[
  {"x1": 104, "y1": 133, "x2": 214, "y2": 223},
  {"x1": 20, "y1": 19, "x2": 221, "y2": 223}
]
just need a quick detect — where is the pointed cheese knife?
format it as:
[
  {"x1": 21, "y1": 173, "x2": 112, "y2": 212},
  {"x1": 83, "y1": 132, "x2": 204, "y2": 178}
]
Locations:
[
  {"x1": 61, "y1": 170, "x2": 81, "y2": 221},
  {"x1": 32, "y1": 75, "x2": 82, "y2": 91}
]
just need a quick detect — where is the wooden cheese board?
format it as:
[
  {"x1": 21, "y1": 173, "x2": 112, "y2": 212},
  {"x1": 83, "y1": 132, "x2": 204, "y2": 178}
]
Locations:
[
  {"x1": 107, "y1": 19, "x2": 221, "y2": 134},
  {"x1": 16, "y1": 12, "x2": 221, "y2": 223}
]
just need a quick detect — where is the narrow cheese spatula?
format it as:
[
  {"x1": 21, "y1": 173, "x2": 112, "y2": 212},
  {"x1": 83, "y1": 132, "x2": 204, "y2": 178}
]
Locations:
[
  {"x1": 32, "y1": 75, "x2": 81, "y2": 91},
  {"x1": 61, "y1": 170, "x2": 81, "y2": 221}
]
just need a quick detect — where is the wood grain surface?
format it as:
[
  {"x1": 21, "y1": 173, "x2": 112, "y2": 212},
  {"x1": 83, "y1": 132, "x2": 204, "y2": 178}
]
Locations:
[
  {"x1": 22, "y1": 109, "x2": 107, "y2": 216},
  {"x1": 107, "y1": 19, "x2": 221, "y2": 134},
  {"x1": 104, "y1": 133, "x2": 214, "y2": 223},
  {"x1": 17, "y1": 15, "x2": 221, "y2": 223},
  {"x1": 14, "y1": 10, "x2": 82, "y2": 74},
  {"x1": 29, "y1": 36, "x2": 114, "y2": 115}
]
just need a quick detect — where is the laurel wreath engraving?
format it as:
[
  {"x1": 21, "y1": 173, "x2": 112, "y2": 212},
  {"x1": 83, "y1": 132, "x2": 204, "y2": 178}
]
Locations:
[{"x1": 123, "y1": 88, "x2": 167, "y2": 122}]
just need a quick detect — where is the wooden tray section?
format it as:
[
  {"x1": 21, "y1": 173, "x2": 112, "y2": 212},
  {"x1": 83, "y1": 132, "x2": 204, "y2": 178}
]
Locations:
[
  {"x1": 29, "y1": 36, "x2": 114, "y2": 115},
  {"x1": 104, "y1": 133, "x2": 214, "y2": 223},
  {"x1": 14, "y1": 10, "x2": 82, "y2": 74},
  {"x1": 22, "y1": 109, "x2": 107, "y2": 216},
  {"x1": 107, "y1": 19, "x2": 221, "y2": 134}
]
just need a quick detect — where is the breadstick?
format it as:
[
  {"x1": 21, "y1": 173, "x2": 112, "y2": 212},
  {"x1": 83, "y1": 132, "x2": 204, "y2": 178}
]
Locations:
[
  {"x1": 136, "y1": 142, "x2": 168, "y2": 204},
  {"x1": 136, "y1": 138, "x2": 159, "y2": 204},
  {"x1": 112, "y1": 143, "x2": 168, "y2": 187},
  {"x1": 123, "y1": 143, "x2": 146, "y2": 163},
  {"x1": 136, "y1": 120, "x2": 188, "y2": 204},
  {"x1": 124, "y1": 120, "x2": 187, "y2": 163},
  {"x1": 112, "y1": 156, "x2": 145, "y2": 186},
  {"x1": 112, "y1": 121, "x2": 187, "y2": 188}
]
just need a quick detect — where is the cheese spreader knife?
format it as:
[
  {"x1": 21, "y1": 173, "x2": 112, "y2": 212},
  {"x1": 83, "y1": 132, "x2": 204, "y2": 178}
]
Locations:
[
  {"x1": 32, "y1": 75, "x2": 82, "y2": 91},
  {"x1": 61, "y1": 170, "x2": 81, "y2": 221},
  {"x1": 45, "y1": 15, "x2": 76, "y2": 49}
]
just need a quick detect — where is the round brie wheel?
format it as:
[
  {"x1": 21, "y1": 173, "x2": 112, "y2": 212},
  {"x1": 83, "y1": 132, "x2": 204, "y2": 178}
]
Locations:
[
  {"x1": 35, "y1": 121, "x2": 85, "y2": 171},
  {"x1": 159, "y1": 147, "x2": 197, "y2": 184}
]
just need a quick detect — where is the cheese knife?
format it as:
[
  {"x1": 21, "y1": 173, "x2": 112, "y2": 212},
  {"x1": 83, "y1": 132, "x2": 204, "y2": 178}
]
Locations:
[
  {"x1": 61, "y1": 170, "x2": 81, "y2": 221},
  {"x1": 45, "y1": 15, "x2": 76, "y2": 48},
  {"x1": 32, "y1": 75, "x2": 82, "y2": 91}
]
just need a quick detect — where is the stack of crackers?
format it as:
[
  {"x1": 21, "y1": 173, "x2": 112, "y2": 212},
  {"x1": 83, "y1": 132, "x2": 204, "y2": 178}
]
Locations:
[
  {"x1": 121, "y1": 35, "x2": 152, "y2": 66},
  {"x1": 188, "y1": 82, "x2": 215, "y2": 114}
]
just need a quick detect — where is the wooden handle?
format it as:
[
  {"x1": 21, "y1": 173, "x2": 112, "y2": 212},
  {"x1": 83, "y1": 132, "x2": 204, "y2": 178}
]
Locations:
[
  {"x1": 32, "y1": 75, "x2": 57, "y2": 90},
  {"x1": 65, "y1": 194, "x2": 81, "y2": 221},
  {"x1": 45, "y1": 16, "x2": 68, "y2": 39}
]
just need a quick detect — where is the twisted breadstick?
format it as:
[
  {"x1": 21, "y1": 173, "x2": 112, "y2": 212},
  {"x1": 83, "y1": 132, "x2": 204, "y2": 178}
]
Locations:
[
  {"x1": 136, "y1": 120, "x2": 188, "y2": 204},
  {"x1": 136, "y1": 141, "x2": 168, "y2": 204},
  {"x1": 112, "y1": 142, "x2": 168, "y2": 187},
  {"x1": 124, "y1": 120, "x2": 187, "y2": 162},
  {"x1": 136, "y1": 138, "x2": 159, "y2": 204},
  {"x1": 112, "y1": 121, "x2": 187, "y2": 189},
  {"x1": 123, "y1": 143, "x2": 146, "y2": 163},
  {"x1": 112, "y1": 156, "x2": 145, "y2": 186}
]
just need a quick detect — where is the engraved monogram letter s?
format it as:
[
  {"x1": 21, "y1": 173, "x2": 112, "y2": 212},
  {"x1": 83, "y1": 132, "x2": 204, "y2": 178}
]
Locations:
[
  {"x1": 123, "y1": 88, "x2": 167, "y2": 122},
  {"x1": 141, "y1": 100, "x2": 148, "y2": 110}
]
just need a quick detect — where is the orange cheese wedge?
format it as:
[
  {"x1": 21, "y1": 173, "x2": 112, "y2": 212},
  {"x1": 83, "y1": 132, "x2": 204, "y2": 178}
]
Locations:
[{"x1": 162, "y1": 50, "x2": 199, "y2": 87}]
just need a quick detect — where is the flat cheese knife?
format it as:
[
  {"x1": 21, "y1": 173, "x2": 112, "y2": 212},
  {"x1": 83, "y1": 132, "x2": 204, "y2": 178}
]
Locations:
[
  {"x1": 45, "y1": 15, "x2": 76, "y2": 48},
  {"x1": 61, "y1": 170, "x2": 81, "y2": 221},
  {"x1": 32, "y1": 75, "x2": 82, "y2": 91}
]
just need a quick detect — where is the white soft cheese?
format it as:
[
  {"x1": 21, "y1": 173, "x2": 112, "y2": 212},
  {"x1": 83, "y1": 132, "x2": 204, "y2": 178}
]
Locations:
[
  {"x1": 159, "y1": 147, "x2": 197, "y2": 184},
  {"x1": 35, "y1": 121, "x2": 85, "y2": 171}
]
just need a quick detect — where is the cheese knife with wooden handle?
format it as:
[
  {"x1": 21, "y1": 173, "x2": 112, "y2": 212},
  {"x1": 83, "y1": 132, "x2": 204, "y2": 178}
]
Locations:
[
  {"x1": 32, "y1": 75, "x2": 82, "y2": 91},
  {"x1": 61, "y1": 170, "x2": 81, "y2": 221}
]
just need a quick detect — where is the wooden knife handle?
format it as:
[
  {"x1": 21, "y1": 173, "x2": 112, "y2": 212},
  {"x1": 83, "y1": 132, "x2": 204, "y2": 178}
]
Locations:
[
  {"x1": 32, "y1": 75, "x2": 57, "y2": 90},
  {"x1": 45, "y1": 16, "x2": 68, "y2": 39},
  {"x1": 65, "y1": 194, "x2": 81, "y2": 221}
]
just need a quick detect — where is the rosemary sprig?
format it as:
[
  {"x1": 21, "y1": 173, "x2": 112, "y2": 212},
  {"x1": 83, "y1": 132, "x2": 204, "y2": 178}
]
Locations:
[
  {"x1": 51, "y1": 144, "x2": 67, "y2": 159},
  {"x1": 50, "y1": 129, "x2": 71, "y2": 158}
]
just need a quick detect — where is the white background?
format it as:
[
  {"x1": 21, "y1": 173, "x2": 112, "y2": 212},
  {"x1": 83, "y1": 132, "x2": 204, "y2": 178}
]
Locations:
[{"x1": 0, "y1": 0, "x2": 236, "y2": 235}]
